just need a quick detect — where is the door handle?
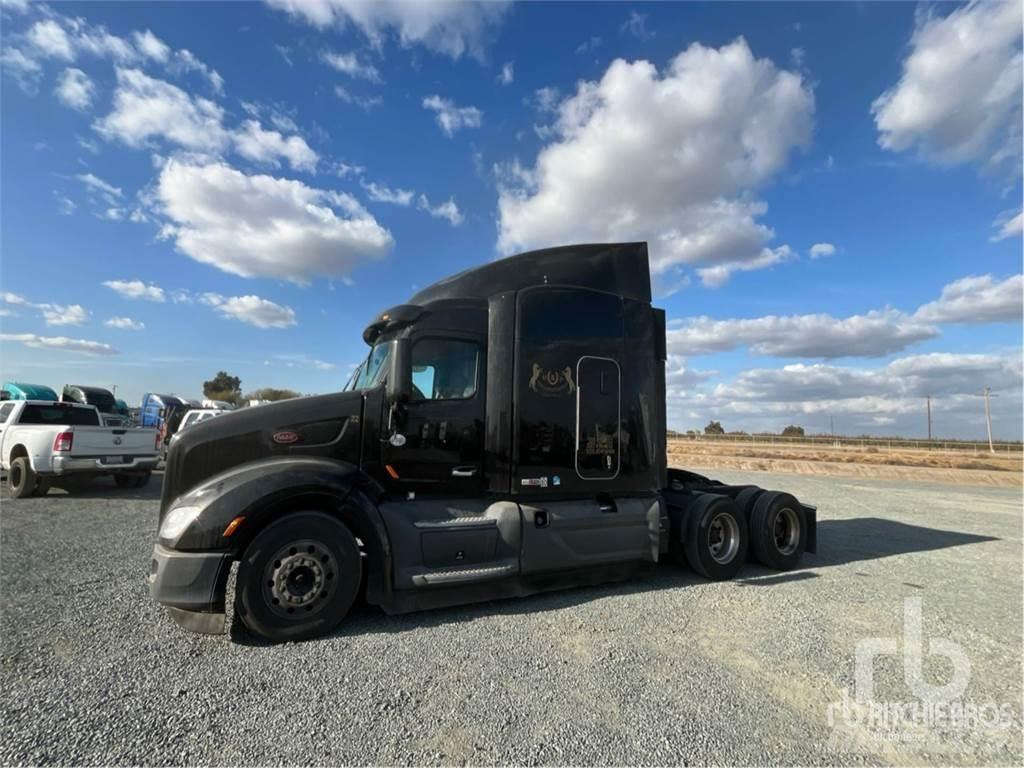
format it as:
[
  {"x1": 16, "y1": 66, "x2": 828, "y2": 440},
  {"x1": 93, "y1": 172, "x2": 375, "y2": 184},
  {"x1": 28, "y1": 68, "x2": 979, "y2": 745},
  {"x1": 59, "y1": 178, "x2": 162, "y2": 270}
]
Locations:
[{"x1": 451, "y1": 466, "x2": 477, "y2": 477}]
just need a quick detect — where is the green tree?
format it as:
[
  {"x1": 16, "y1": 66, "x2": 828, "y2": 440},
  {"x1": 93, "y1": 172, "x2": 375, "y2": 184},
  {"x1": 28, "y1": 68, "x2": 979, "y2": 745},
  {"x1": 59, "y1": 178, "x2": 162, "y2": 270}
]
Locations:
[
  {"x1": 203, "y1": 371, "x2": 241, "y2": 405},
  {"x1": 782, "y1": 424, "x2": 805, "y2": 437},
  {"x1": 704, "y1": 420, "x2": 724, "y2": 435}
]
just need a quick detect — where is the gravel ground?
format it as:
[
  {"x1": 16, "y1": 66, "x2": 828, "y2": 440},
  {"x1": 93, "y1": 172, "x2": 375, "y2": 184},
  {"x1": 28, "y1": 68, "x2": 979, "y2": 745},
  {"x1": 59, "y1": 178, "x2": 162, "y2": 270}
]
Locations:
[{"x1": 1, "y1": 470, "x2": 1021, "y2": 766}]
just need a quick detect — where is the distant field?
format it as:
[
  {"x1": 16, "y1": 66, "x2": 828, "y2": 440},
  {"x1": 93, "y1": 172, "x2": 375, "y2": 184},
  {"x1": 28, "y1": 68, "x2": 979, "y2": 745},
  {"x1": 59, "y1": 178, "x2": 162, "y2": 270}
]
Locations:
[{"x1": 668, "y1": 439, "x2": 1023, "y2": 488}]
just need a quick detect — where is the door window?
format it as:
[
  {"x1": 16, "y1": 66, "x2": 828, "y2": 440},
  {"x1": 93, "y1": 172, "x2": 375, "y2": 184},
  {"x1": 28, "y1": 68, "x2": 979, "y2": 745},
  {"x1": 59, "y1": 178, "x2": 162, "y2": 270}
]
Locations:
[
  {"x1": 0, "y1": 403, "x2": 14, "y2": 423},
  {"x1": 411, "y1": 339, "x2": 479, "y2": 401}
]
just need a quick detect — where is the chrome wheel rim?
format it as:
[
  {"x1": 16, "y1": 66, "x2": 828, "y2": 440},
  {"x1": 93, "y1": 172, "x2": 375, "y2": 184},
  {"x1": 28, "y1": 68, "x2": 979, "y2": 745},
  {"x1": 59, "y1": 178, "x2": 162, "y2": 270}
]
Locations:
[
  {"x1": 708, "y1": 512, "x2": 740, "y2": 564},
  {"x1": 262, "y1": 540, "x2": 337, "y2": 619},
  {"x1": 773, "y1": 508, "x2": 801, "y2": 555}
]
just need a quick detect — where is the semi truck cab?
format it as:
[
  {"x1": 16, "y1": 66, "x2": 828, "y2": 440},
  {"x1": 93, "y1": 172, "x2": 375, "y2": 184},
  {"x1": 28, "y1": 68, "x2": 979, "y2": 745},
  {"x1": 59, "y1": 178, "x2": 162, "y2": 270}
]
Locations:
[{"x1": 150, "y1": 243, "x2": 816, "y2": 641}]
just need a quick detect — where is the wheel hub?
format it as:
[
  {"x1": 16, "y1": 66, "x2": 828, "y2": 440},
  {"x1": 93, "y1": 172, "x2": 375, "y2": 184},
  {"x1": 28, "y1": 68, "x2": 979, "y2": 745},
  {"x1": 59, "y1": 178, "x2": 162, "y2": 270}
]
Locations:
[
  {"x1": 263, "y1": 541, "x2": 336, "y2": 617},
  {"x1": 708, "y1": 512, "x2": 740, "y2": 564},
  {"x1": 773, "y1": 508, "x2": 800, "y2": 555}
]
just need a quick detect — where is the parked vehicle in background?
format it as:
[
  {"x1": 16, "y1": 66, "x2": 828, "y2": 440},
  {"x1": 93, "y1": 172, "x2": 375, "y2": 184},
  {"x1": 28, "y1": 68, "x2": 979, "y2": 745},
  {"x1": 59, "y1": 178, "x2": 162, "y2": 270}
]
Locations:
[
  {"x1": 2, "y1": 382, "x2": 59, "y2": 401},
  {"x1": 150, "y1": 242, "x2": 817, "y2": 642},
  {"x1": 201, "y1": 399, "x2": 235, "y2": 410},
  {"x1": 178, "y1": 409, "x2": 226, "y2": 431},
  {"x1": 0, "y1": 400, "x2": 159, "y2": 498},
  {"x1": 61, "y1": 385, "x2": 126, "y2": 426},
  {"x1": 140, "y1": 393, "x2": 188, "y2": 428}
]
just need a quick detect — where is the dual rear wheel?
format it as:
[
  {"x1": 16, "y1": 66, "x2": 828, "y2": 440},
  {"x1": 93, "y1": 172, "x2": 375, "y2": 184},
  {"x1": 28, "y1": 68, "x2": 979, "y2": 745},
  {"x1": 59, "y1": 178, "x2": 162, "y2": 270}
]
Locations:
[{"x1": 675, "y1": 489, "x2": 806, "y2": 580}]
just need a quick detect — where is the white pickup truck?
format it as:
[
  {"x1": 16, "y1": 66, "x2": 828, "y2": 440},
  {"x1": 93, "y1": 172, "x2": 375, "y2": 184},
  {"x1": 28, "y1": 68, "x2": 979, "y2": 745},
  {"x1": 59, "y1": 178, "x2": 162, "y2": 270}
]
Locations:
[{"x1": 0, "y1": 400, "x2": 160, "y2": 498}]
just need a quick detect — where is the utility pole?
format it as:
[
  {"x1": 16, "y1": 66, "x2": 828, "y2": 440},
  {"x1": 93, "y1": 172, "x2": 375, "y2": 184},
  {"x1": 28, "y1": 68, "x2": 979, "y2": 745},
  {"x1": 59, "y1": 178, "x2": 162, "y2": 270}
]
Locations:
[
  {"x1": 926, "y1": 396, "x2": 932, "y2": 441},
  {"x1": 983, "y1": 387, "x2": 994, "y2": 454}
]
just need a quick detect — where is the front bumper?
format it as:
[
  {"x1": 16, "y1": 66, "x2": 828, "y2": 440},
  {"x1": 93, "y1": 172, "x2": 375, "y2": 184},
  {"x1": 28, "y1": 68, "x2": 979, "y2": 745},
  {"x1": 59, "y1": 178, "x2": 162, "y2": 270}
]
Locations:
[
  {"x1": 50, "y1": 455, "x2": 159, "y2": 475},
  {"x1": 149, "y1": 544, "x2": 231, "y2": 634}
]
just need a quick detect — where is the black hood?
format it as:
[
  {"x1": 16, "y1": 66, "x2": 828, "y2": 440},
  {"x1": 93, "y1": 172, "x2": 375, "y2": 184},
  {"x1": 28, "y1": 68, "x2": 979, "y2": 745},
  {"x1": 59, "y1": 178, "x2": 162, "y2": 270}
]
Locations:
[{"x1": 160, "y1": 391, "x2": 364, "y2": 516}]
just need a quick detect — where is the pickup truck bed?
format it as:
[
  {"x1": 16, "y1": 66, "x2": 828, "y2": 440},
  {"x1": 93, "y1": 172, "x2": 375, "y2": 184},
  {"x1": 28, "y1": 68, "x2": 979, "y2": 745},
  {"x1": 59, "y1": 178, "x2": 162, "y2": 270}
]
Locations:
[{"x1": 0, "y1": 400, "x2": 159, "y2": 498}]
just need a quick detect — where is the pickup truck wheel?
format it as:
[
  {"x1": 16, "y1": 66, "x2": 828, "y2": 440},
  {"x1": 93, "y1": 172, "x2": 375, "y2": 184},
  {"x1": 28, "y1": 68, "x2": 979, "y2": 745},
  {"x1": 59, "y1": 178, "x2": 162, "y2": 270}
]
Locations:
[
  {"x1": 684, "y1": 494, "x2": 748, "y2": 580},
  {"x1": 135, "y1": 472, "x2": 151, "y2": 488},
  {"x1": 8, "y1": 457, "x2": 38, "y2": 499},
  {"x1": 749, "y1": 491, "x2": 806, "y2": 571},
  {"x1": 235, "y1": 511, "x2": 361, "y2": 643}
]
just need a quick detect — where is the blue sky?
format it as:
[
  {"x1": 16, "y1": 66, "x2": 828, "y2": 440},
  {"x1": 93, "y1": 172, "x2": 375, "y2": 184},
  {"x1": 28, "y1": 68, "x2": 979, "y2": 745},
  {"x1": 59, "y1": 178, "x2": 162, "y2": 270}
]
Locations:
[{"x1": 1, "y1": 0, "x2": 1021, "y2": 438}]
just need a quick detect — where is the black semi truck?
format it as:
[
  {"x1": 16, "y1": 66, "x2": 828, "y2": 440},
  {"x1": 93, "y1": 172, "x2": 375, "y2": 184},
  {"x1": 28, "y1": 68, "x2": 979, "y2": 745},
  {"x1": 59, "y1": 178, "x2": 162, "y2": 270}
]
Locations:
[{"x1": 150, "y1": 243, "x2": 816, "y2": 641}]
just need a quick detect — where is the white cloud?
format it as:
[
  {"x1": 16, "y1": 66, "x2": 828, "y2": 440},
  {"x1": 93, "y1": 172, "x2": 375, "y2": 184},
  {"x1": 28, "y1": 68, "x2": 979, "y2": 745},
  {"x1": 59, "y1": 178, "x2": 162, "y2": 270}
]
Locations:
[
  {"x1": 76, "y1": 172, "x2": 122, "y2": 198},
  {"x1": 200, "y1": 293, "x2": 297, "y2": 328},
  {"x1": 620, "y1": 11, "x2": 654, "y2": 40},
  {"x1": 0, "y1": 46, "x2": 42, "y2": 91},
  {"x1": 1, "y1": 292, "x2": 88, "y2": 326},
  {"x1": 55, "y1": 67, "x2": 95, "y2": 110},
  {"x1": 169, "y1": 49, "x2": 224, "y2": 94},
  {"x1": 417, "y1": 194, "x2": 463, "y2": 226},
  {"x1": 422, "y1": 94, "x2": 482, "y2": 137},
  {"x1": 265, "y1": 0, "x2": 510, "y2": 61},
  {"x1": 39, "y1": 303, "x2": 88, "y2": 326},
  {"x1": 276, "y1": 353, "x2": 336, "y2": 371},
  {"x1": 0, "y1": 333, "x2": 118, "y2": 356},
  {"x1": 669, "y1": 309, "x2": 937, "y2": 359},
  {"x1": 363, "y1": 180, "x2": 414, "y2": 206},
  {"x1": 27, "y1": 19, "x2": 74, "y2": 60},
  {"x1": 991, "y1": 209, "x2": 1023, "y2": 242},
  {"x1": 670, "y1": 351, "x2": 1023, "y2": 438},
  {"x1": 133, "y1": 29, "x2": 170, "y2": 63},
  {"x1": 233, "y1": 119, "x2": 318, "y2": 172},
  {"x1": 156, "y1": 159, "x2": 393, "y2": 283},
  {"x1": 872, "y1": 1, "x2": 1022, "y2": 174},
  {"x1": 102, "y1": 279, "x2": 166, "y2": 302},
  {"x1": 808, "y1": 242, "x2": 836, "y2": 259},
  {"x1": 55, "y1": 194, "x2": 77, "y2": 216},
  {"x1": 914, "y1": 274, "x2": 1023, "y2": 325},
  {"x1": 498, "y1": 61, "x2": 514, "y2": 85},
  {"x1": 496, "y1": 39, "x2": 814, "y2": 288},
  {"x1": 95, "y1": 68, "x2": 229, "y2": 153},
  {"x1": 104, "y1": 316, "x2": 145, "y2": 331},
  {"x1": 333, "y1": 84, "x2": 383, "y2": 110},
  {"x1": 320, "y1": 50, "x2": 382, "y2": 82}
]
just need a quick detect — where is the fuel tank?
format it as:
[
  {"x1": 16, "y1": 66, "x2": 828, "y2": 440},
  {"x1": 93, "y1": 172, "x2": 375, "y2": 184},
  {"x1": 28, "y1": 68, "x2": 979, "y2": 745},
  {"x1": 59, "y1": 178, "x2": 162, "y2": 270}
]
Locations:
[{"x1": 159, "y1": 391, "x2": 365, "y2": 518}]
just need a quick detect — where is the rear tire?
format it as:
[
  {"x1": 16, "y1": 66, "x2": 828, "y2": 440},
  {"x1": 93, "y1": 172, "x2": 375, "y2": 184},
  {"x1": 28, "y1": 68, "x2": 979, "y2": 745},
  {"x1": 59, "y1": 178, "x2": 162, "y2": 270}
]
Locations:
[
  {"x1": 8, "y1": 457, "x2": 37, "y2": 499},
  {"x1": 683, "y1": 494, "x2": 748, "y2": 580},
  {"x1": 235, "y1": 511, "x2": 362, "y2": 643},
  {"x1": 749, "y1": 491, "x2": 806, "y2": 571},
  {"x1": 134, "y1": 472, "x2": 151, "y2": 488}
]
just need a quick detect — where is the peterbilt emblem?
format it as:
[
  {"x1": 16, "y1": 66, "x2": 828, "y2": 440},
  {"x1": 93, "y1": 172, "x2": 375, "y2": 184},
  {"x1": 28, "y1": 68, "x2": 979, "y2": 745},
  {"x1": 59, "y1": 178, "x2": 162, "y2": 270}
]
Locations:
[
  {"x1": 528, "y1": 364, "x2": 576, "y2": 396},
  {"x1": 273, "y1": 431, "x2": 300, "y2": 444},
  {"x1": 113, "y1": 436, "x2": 122, "y2": 446}
]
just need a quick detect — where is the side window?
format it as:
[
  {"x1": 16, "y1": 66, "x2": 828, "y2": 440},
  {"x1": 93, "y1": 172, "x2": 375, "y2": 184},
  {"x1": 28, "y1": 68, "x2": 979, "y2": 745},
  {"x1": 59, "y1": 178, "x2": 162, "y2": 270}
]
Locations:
[
  {"x1": 0, "y1": 403, "x2": 15, "y2": 424},
  {"x1": 410, "y1": 338, "x2": 479, "y2": 401}
]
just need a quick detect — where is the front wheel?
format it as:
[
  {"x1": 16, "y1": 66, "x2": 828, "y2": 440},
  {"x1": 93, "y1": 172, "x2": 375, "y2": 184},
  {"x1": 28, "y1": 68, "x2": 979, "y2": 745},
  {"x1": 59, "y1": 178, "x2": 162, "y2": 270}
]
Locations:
[{"x1": 235, "y1": 511, "x2": 362, "y2": 643}]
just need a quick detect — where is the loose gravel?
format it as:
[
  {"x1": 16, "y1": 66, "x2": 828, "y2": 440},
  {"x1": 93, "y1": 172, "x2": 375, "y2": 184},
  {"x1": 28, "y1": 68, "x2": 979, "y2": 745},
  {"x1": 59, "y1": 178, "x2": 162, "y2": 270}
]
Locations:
[{"x1": 1, "y1": 470, "x2": 1021, "y2": 765}]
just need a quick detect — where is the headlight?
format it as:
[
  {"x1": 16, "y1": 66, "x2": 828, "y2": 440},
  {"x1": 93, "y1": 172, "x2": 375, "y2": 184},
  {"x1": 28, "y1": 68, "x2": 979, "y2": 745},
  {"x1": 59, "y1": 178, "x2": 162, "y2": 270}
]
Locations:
[{"x1": 159, "y1": 505, "x2": 201, "y2": 542}]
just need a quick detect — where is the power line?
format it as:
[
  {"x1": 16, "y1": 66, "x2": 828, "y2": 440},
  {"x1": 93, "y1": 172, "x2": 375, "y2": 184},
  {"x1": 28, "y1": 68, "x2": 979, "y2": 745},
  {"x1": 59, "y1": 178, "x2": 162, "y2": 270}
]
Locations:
[{"x1": 971, "y1": 387, "x2": 1000, "y2": 453}]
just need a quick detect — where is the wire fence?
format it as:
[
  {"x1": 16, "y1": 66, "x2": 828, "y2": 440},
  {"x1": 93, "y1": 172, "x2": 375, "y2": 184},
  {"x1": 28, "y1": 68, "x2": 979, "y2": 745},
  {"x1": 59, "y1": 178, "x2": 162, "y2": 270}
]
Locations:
[{"x1": 668, "y1": 432, "x2": 1024, "y2": 455}]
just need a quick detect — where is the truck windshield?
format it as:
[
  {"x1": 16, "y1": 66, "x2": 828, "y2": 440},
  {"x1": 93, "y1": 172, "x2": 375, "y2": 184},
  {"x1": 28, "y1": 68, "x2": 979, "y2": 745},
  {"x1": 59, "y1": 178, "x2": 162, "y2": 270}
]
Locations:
[
  {"x1": 348, "y1": 344, "x2": 390, "y2": 390},
  {"x1": 19, "y1": 404, "x2": 101, "y2": 426}
]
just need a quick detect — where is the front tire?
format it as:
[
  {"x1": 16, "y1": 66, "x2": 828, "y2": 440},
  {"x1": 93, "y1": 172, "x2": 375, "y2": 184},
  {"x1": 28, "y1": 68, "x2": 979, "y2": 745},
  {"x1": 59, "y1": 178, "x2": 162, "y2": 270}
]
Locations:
[
  {"x1": 683, "y1": 494, "x2": 748, "y2": 580},
  {"x1": 8, "y1": 457, "x2": 38, "y2": 499},
  {"x1": 235, "y1": 511, "x2": 362, "y2": 643}
]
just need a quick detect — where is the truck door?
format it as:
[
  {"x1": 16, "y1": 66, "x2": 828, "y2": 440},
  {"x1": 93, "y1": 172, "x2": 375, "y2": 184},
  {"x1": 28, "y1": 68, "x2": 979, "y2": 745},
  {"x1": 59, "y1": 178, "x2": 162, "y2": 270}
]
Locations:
[{"x1": 384, "y1": 335, "x2": 485, "y2": 494}]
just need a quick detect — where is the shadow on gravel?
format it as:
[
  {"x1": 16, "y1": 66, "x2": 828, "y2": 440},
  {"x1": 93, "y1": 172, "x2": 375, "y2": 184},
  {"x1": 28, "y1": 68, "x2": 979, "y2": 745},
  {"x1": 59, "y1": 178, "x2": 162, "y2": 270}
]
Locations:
[
  {"x1": 806, "y1": 517, "x2": 998, "y2": 567},
  {"x1": 230, "y1": 518, "x2": 1001, "y2": 646},
  {"x1": 38, "y1": 472, "x2": 164, "y2": 502},
  {"x1": 229, "y1": 565, "x2": 707, "y2": 646}
]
